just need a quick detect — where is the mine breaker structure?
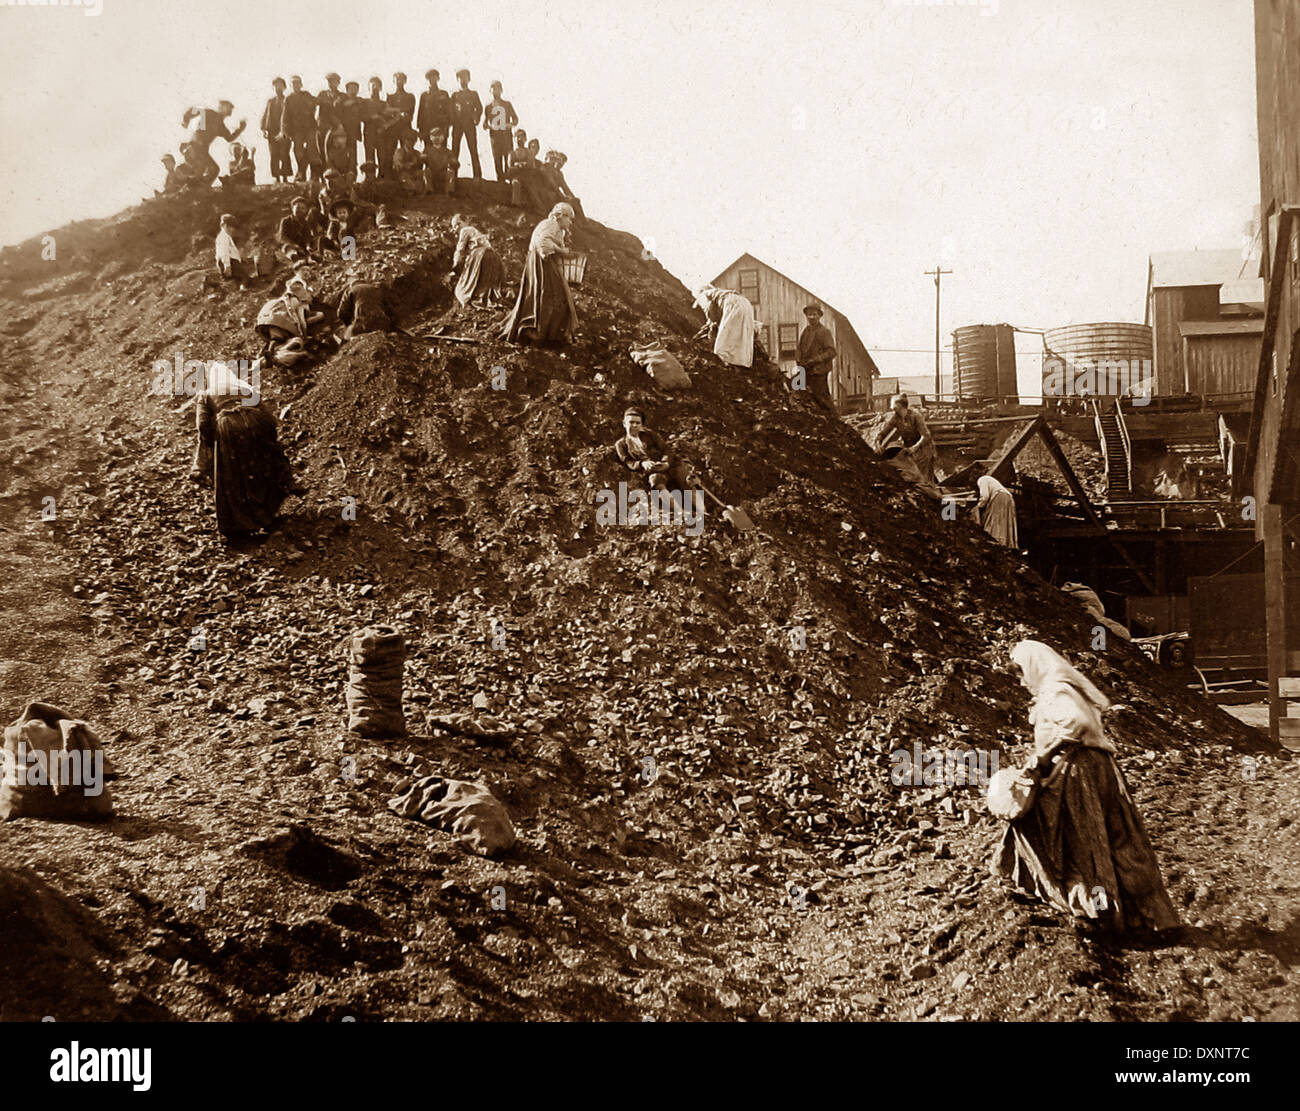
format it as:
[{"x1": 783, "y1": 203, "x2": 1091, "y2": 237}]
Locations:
[
  {"x1": 716, "y1": 5, "x2": 1299, "y2": 730},
  {"x1": 897, "y1": 287, "x2": 1277, "y2": 717}
]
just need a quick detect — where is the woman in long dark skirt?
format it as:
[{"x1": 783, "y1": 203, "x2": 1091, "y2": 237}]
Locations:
[
  {"x1": 500, "y1": 202, "x2": 578, "y2": 345},
  {"x1": 191, "y1": 361, "x2": 296, "y2": 537},
  {"x1": 994, "y1": 640, "x2": 1180, "y2": 934},
  {"x1": 449, "y1": 214, "x2": 506, "y2": 307}
]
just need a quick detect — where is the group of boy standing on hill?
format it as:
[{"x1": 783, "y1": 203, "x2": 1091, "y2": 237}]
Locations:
[
  {"x1": 255, "y1": 69, "x2": 510, "y2": 184},
  {"x1": 161, "y1": 71, "x2": 582, "y2": 223}
]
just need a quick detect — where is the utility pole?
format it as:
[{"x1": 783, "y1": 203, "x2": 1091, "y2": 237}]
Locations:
[{"x1": 924, "y1": 267, "x2": 952, "y2": 400}]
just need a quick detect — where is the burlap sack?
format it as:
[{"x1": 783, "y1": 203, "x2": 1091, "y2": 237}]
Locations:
[
  {"x1": 630, "y1": 343, "x2": 692, "y2": 389},
  {"x1": 388, "y1": 776, "x2": 516, "y2": 856},
  {"x1": 345, "y1": 626, "x2": 406, "y2": 737},
  {"x1": 1, "y1": 702, "x2": 113, "y2": 821}
]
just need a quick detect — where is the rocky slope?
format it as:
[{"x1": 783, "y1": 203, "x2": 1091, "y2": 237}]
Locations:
[{"x1": 0, "y1": 186, "x2": 1294, "y2": 1022}]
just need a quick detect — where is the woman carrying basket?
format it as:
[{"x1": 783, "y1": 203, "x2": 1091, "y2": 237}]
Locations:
[
  {"x1": 991, "y1": 640, "x2": 1180, "y2": 934},
  {"x1": 500, "y1": 202, "x2": 578, "y2": 345}
]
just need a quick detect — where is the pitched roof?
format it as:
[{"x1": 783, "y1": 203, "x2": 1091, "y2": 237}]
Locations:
[
  {"x1": 1148, "y1": 249, "x2": 1249, "y2": 290},
  {"x1": 710, "y1": 252, "x2": 879, "y2": 377}
]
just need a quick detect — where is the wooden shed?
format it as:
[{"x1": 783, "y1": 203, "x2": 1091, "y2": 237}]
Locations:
[
  {"x1": 710, "y1": 253, "x2": 879, "y2": 411},
  {"x1": 1179, "y1": 318, "x2": 1265, "y2": 397},
  {"x1": 1146, "y1": 249, "x2": 1257, "y2": 397}
]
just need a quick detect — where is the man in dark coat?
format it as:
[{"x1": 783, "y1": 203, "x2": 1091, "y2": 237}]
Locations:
[
  {"x1": 283, "y1": 75, "x2": 318, "y2": 182},
  {"x1": 339, "y1": 81, "x2": 363, "y2": 174},
  {"x1": 261, "y1": 77, "x2": 291, "y2": 183},
  {"x1": 482, "y1": 80, "x2": 518, "y2": 182},
  {"x1": 362, "y1": 77, "x2": 386, "y2": 170},
  {"x1": 795, "y1": 303, "x2": 838, "y2": 413},
  {"x1": 417, "y1": 70, "x2": 451, "y2": 149},
  {"x1": 388, "y1": 72, "x2": 416, "y2": 130},
  {"x1": 315, "y1": 72, "x2": 344, "y2": 175},
  {"x1": 450, "y1": 68, "x2": 483, "y2": 179}
]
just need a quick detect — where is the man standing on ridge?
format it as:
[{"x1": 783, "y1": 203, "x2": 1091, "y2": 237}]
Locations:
[
  {"x1": 261, "y1": 77, "x2": 291, "y2": 183},
  {"x1": 283, "y1": 75, "x2": 318, "y2": 182},
  {"x1": 339, "y1": 81, "x2": 363, "y2": 174},
  {"x1": 388, "y1": 72, "x2": 416, "y2": 132},
  {"x1": 450, "y1": 68, "x2": 483, "y2": 179},
  {"x1": 417, "y1": 69, "x2": 451, "y2": 149},
  {"x1": 316, "y1": 72, "x2": 345, "y2": 171},
  {"x1": 362, "y1": 76, "x2": 386, "y2": 171},
  {"x1": 482, "y1": 80, "x2": 518, "y2": 182},
  {"x1": 795, "y1": 303, "x2": 838, "y2": 413}
]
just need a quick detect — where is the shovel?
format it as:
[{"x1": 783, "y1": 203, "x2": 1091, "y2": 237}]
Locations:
[{"x1": 697, "y1": 483, "x2": 755, "y2": 532}]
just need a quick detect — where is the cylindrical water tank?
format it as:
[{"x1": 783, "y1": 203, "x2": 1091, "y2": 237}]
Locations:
[
  {"x1": 1042, "y1": 322, "x2": 1153, "y2": 400},
  {"x1": 953, "y1": 324, "x2": 1017, "y2": 401}
]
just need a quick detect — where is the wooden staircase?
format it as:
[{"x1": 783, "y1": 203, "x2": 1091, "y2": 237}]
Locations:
[{"x1": 1094, "y1": 400, "x2": 1131, "y2": 498}]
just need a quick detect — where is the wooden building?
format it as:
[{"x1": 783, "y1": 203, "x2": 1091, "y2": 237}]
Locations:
[
  {"x1": 1146, "y1": 249, "x2": 1262, "y2": 398},
  {"x1": 1179, "y1": 318, "x2": 1265, "y2": 396},
  {"x1": 710, "y1": 253, "x2": 879, "y2": 411},
  {"x1": 1244, "y1": 0, "x2": 1300, "y2": 749}
]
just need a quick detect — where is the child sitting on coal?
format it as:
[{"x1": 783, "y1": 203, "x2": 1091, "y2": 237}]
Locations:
[
  {"x1": 277, "y1": 196, "x2": 324, "y2": 262},
  {"x1": 155, "y1": 152, "x2": 202, "y2": 196},
  {"x1": 422, "y1": 127, "x2": 458, "y2": 195},
  {"x1": 214, "y1": 213, "x2": 248, "y2": 286},
  {"x1": 222, "y1": 142, "x2": 256, "y2": 188},
  {"x1": 392, "y1": 131, "x2": 426, "y2": 193},
  {"x1": 324, "y1": 197, "x2": 366, "y2": 253},
  {"x1": 613, "y1": 407, "x2": 694, "y2": 493},
  {"x1": 610, "y1": 408, "x2": 704, "y2": 530}
]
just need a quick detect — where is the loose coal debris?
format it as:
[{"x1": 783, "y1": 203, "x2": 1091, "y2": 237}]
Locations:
[{"x1": 0, "y1": 188, "x2": 1293, "y2": 1023}]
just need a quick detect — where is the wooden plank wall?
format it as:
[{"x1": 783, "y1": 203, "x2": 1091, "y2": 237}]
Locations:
[
  {"x1": 1150, "y1": 286, "x2": 1222, "y2": 395},
  {"x1": 1254, "y1": 0, "x2": 1300, "y2": 510},
  {"x1": 714, "y1": 260, "x2": 875, "y2": 405},
  {"x1": 1183, "y1": 333, "x2": 1265, "y2": 396}
]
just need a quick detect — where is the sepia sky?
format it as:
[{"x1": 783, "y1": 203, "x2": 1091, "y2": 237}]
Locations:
[{"x1": 0, "y1": 0, "x2": 1261, "y2": 384}]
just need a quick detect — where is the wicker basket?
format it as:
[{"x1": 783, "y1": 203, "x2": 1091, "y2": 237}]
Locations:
[{"x1": 562, "y1": 251, "x2": 588, "y2": 286}]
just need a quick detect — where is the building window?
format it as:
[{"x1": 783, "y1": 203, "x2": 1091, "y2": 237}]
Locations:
[
  {"x1": 738, "y1": 268, "x2": 759, "y2": 305},
  {"x1": 778, "y1": 323, "x2": 798, "y2": 357},
  {"x1": 757, "y1": 325, "x2": 770, "y2": 355}
]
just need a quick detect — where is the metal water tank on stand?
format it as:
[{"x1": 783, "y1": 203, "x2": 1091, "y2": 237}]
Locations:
[{"x1": 952, "y1": 324, "x2": 1018, "y2": 401}]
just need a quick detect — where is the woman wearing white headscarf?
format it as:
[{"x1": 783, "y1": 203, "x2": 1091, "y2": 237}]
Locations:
[
  {"x1": 995, "y1": 640, "x2": 1179, "y2": 933},
  {"x1": 974, "y1": 472, "x2": 1018, "y2": 547},
  {"x1": 501, "y1": 202, "x2": 578, "y2": 344},
  {"x1": 693, "y1": 284, "x2": 754, "y2": 369}
]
